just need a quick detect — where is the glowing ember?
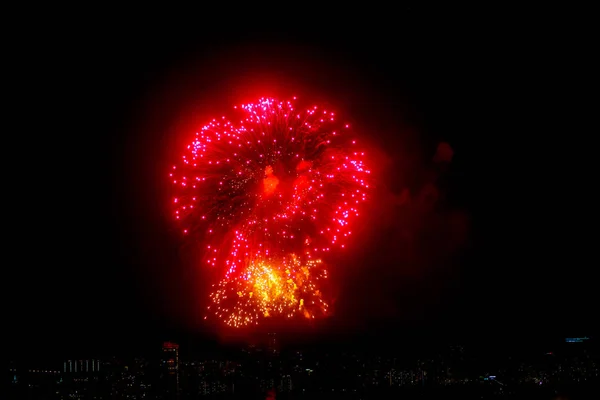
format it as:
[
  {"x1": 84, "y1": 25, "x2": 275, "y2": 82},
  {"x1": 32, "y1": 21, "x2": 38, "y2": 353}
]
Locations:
[{"x1": 210, "y1": 255, "x2": 328, "y2": 327}]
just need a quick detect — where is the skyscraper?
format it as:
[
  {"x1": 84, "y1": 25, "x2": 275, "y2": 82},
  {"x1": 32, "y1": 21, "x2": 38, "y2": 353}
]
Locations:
[{"x1": 161, "y1": 342, "x2": 180, "y2": 398}]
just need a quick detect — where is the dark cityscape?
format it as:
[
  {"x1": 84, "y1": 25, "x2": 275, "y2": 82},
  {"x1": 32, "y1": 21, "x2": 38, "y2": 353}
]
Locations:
[
  {"x1": 9, "y1": 5, "x2": 594, "y2": 400},
  {"x1": 7, "y1": 336, "x2": 599, "y2": 399}
]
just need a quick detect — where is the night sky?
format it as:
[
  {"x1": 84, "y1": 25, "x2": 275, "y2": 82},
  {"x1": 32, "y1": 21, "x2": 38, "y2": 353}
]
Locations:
[{"x1": 10, "y1": 7, "x2": 595, "y2": 358}]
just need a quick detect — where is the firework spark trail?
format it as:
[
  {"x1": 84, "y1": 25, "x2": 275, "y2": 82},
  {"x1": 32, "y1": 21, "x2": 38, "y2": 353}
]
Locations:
[
  {"x1": 210, "y1": 255, "x2": 328, "y2": 327},
  {"x1": 170, "y1": 97, "x2": 370, "y2": 327}
]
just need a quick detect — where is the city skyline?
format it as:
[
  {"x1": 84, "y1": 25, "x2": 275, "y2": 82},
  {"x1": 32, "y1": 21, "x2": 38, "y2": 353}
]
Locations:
[{"x1": 9, "y1": 336, "x2": 598, "y2": 399}]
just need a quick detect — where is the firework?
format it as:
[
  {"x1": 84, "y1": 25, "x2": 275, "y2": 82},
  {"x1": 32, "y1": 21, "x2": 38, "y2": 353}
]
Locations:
[
  {"x1": 170, "y1": 97, "x2": 369, "y2": 327},
  {"x1": 209, "y1": 254, "x2": 329, "y2": 328}
]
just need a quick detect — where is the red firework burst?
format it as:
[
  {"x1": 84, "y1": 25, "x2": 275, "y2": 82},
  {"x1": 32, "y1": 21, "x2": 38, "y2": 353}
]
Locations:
[{"x1": 170, "y1": 97, "x2": 370, "y2": 327}]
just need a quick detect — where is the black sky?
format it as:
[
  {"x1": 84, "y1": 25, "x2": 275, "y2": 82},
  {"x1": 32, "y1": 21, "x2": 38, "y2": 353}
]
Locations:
[{"x1": 9, "y1": 7, "x2": 596, "y2": 358}]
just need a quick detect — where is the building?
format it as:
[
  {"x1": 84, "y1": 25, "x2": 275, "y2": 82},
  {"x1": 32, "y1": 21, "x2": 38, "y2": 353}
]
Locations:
[
  {"x1": 267, "y1": 333, "x2": 279, "y2": 354},
  {"x1": 162, "y1": 342, "x2": 179, "y2": 374},
  {"x1": 279, "y1": 374, "x2": 293, "y2": 392},
  {"x1": 161, "y1": 341, "x2": 180, "y2": 397},
  {"x1": 63, "y1": 359, "x2": 100, "y2": 373},
  {"x1": 565, "y1": 337, "x2": 590, "y2": 343}
]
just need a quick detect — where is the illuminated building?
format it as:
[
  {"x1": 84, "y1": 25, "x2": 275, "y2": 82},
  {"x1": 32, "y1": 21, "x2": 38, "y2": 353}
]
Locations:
[
  {"x1": 565, "y1": 337, "x2": 590, "y2": 343},
  {"x1": 279, "y1": 374, "x2": 293, "y2": 392},
  {"x1": 63, "y1": 359, "x2": 100, "y2": 373},
  {"x1": 162, "y1": 342, "x2": 179, "y2": 373},
  {"x1": 161, "y1": 342, "x2": 180, "y2": 397}
]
